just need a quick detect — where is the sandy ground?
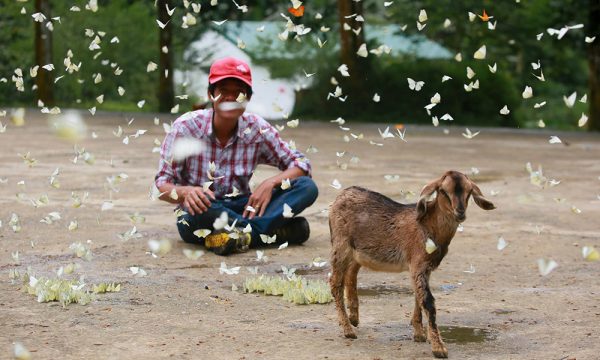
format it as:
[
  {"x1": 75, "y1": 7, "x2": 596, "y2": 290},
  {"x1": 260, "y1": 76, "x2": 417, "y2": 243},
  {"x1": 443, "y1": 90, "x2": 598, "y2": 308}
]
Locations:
[{"x1": 1, "y1": 110, "x2": 599, "y2": 360}]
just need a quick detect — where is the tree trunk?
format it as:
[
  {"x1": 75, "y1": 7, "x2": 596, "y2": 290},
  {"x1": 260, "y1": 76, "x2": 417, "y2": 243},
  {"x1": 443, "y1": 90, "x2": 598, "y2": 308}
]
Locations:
[
  {"x1": 337, "y1": 0, "x2": 368, "y2": 101},
  {"x1": 34, "y1": 0, "x2": 53, "y2": 106},
  {"x1": 157, "y1": 0, "x2": 175, "y2": 113},
  {"x1": 588, "y1": 0, "x2": 600, "y2": 131}
]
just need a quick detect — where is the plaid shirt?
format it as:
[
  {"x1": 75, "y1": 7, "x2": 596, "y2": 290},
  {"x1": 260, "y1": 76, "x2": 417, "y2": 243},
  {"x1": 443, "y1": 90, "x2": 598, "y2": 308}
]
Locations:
[{"x1": 155, "y1": 109, "x2": 311, "y2": 199}]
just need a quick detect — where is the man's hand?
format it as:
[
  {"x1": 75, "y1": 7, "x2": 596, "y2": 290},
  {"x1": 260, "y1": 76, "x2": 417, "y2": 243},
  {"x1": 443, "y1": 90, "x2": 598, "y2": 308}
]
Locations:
[
  {"x1": 243, "y1": 180, "x2": 276, "y2": 219},
  {"x1": 180, "y1": 186, "x2": 216, "y2": 216}
]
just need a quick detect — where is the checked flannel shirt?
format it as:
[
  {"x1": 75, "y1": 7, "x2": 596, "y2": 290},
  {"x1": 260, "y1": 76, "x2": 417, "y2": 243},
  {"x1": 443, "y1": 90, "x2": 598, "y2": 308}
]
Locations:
[{"x1": 155, "y1": 109, "x2": 311, "y2": 199}]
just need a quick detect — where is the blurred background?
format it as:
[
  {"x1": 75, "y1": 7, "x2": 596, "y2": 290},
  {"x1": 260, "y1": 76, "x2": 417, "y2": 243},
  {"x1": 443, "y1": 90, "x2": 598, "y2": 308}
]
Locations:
[{"x1": 0, "y1": 0, "x2": 598, "y2": 130}]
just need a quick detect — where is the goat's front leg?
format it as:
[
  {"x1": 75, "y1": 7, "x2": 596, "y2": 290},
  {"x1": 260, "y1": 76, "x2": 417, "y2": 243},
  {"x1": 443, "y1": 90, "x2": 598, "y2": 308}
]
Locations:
[{"x1": 414, "y1": 271, "x2": 448, "y2": 358}]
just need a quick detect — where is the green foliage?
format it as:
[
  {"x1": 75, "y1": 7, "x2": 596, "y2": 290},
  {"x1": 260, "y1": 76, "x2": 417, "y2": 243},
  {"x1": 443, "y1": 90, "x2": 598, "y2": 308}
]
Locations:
[{"x1": 295, "y1": 57, "x2": 522, "y2": 127}]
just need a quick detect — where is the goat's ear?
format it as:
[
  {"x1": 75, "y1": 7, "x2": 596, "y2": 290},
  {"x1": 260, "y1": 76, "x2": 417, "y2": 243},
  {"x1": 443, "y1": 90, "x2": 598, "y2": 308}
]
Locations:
[
  {"x1": 471, "y1": 182, "x2": 496, "y2": 210},
  {"x1": 416, "y1": 178, "x2": 441, "y2": 220}
]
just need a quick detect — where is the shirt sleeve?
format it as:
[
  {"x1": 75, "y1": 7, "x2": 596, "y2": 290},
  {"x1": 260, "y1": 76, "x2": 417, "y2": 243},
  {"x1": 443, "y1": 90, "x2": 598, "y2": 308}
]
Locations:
[
  {"x1": 154, "y1": 124, "x2": 186, "y2": 188},
  {"x1": 258, "y1": 123, "x2": 312, "y2": 177}
]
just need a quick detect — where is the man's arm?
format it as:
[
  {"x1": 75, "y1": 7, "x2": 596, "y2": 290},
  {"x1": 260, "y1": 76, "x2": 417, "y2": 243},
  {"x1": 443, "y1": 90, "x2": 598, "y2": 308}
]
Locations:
[
  {"x1": 242, "y1": 166, "x2": 306, "y2": 219},
  {"x1": 158, "y1": 183, "x2": 216, "y2": 216}
]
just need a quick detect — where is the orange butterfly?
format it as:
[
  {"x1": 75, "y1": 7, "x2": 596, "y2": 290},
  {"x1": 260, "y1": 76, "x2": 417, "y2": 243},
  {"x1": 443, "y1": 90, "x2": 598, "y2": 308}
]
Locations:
[
  {"x1": 288, "y1": 5, "x2": 305, "y2": 17},
  {"x1": 478, "y1": 9, "x2": 491, "y2": 22}
]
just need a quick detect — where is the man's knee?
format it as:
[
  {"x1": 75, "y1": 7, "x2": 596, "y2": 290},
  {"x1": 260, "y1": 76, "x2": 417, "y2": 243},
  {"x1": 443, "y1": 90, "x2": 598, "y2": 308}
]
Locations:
[
  {"x1": 177, "y1": 215, "x2": 201, "y2": 244},
  {"x1": 293, "y1": 176, "x2": 319, "y2": 203}
]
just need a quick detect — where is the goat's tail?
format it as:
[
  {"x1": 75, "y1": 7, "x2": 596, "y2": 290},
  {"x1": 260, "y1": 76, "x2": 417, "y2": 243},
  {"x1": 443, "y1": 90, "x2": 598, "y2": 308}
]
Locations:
[{"x1": 328, "y1": 216, "x2": 333, "y2": 244}]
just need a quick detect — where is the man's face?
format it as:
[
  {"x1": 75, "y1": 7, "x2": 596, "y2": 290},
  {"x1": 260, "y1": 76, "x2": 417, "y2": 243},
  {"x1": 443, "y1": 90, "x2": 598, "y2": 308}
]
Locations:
[{"x1": 210, "y1": 78, "x2": 251, "y2": 121}]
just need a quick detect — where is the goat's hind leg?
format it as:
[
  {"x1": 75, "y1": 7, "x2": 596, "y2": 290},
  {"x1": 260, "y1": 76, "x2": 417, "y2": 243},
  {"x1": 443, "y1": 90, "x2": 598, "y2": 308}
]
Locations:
[
  {"x1": 413, "y1": 270, "x2": 448, "y2": 358},
  {"x1": 330, "y1": 246, "x2": 357, "y2": 339},
  {"x1": 344, "y1": 261, "x2": 361, "y2": 327}
]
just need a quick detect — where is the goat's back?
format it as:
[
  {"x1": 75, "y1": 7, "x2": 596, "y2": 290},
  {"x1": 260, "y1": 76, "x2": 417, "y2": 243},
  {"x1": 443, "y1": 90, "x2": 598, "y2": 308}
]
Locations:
[
  {"x1": 329, "y1": 187, "x2": 417, "y2": 241},
  {"x1": 329, "y1": 186, "x2": 423, "y2": 270}
]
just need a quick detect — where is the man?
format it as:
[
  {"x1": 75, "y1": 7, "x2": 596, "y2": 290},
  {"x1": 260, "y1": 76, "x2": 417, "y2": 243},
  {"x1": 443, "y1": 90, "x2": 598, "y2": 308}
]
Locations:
[{"x1": 155, "y1": 57, "x2": 318, "y2": 256}]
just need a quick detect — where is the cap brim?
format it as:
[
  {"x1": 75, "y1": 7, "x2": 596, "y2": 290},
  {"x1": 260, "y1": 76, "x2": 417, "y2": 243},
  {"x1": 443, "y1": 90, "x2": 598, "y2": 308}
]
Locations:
[{"x1": 209, "y1": 75, "x2": 252, "y2": 89}]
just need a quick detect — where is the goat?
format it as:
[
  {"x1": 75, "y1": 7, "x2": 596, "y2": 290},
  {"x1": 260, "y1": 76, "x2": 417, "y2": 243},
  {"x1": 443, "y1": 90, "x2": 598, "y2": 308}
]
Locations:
[{"x1": 328, "y1": 170, "x2": 495, "y2": 358}]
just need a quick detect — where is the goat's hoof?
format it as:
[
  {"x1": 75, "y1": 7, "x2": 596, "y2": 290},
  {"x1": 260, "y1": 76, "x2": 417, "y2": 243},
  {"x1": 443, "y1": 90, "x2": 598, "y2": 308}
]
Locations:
[
  {"x1": 349, "y1": 315, "x2": 359, "y2": 327},
  {"x1": 413, "y1": 333, "x2": 427, "y2": 342},
  {"x1": 432, "y1": 344, "x2": 448, "y2": 358},
  {"x1": 343, "y1": 329, "x2": 357, "y2": 339}
]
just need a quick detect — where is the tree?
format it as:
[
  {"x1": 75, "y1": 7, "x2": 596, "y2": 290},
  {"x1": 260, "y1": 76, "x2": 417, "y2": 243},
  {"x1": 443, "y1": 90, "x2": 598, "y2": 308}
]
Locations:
[
  {"x1": 589, "y1": 0, "x2": 600, "y2": 131},
  {"x1": 337, "y1": 0, "x2": 369, "y2": 101},
  {"x1": 157, "y1": 0, "x2": 175, "y2": 113},
  {"x1": 34, "y1": 0, "x2": 53, "y2": 106}
]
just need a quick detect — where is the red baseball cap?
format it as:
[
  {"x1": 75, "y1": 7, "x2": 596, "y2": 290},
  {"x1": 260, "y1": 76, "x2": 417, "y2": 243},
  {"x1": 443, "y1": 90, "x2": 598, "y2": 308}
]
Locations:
[{"x1": 208, "y1": 57, "x2": 252, "y2": 88}]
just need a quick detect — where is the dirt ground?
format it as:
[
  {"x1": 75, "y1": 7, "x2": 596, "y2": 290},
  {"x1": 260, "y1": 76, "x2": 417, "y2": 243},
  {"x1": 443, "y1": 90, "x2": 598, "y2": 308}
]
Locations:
[{"x1": 1, "y1": 110, "x2": 599, "y2": 360}]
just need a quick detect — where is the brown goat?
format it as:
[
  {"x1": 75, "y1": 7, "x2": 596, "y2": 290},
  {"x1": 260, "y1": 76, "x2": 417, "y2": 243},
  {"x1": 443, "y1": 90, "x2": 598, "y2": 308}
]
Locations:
[{"x1": 328, "y1": 170, "x2": 495, "y2": 358}]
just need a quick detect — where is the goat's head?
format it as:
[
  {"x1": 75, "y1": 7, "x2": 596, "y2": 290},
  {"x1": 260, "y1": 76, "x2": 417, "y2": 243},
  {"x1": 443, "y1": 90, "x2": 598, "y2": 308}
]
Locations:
[{"x1": 416, "y1": 170, "x2": 495, "y2": 222}]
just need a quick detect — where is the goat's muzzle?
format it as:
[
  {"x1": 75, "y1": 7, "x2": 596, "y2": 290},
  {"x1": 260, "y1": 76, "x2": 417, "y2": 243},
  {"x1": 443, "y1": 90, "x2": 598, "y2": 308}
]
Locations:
[{"x1": 454, "y1": 211, "x2": 466, "y2": 222}]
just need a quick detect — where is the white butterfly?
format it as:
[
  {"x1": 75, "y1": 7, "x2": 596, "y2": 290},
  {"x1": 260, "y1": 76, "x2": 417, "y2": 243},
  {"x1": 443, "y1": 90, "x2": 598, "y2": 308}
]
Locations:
[
  {"x1": 193, "y1": 229, "x2": 211, "y2": 238},
  {"x1": 281, "y1": 265, "x2": 296, "y2": 279},
  {"x1": 260, "y1": 234, "x2": 277, "y2": 244},
  {"x1": 418, "y1": 9, "x2": 428, "y2": 22},
  {"x1": 462, "y1": 128, "x2": 480, "y2": 139},
  {"x1": 563, "y1": 92, "x2": 577, "y2": 108},
  {"x1": 463, "y1": 264, "x2": 476, "y2": 274},
  {"x1": 283, "y1": 203, "x2": 294, "y2": 218},
  {"x1": 537, "y1": 258, "x2": 558, "y2": 276},
  {"x1": 356, "y1": 43, "x2": 368, "y2": 57},
  {"x1": 548, "y1": 136, "x2": 562, "y2": 144},
  {"x1": 473, "y1": 45, "x2": 486, "y2": 60},
  {"x1": 156, "y1": 19, "x2": 170, "y2": 29},
  {"x1": 338, "y1": 64, "x2": 350, "y2": 77},
  {"x1": 148, "y1": 239, "x2": 171, "y2": 255},
  {"x1": 278, "y1": 242, "x2": 289, "y2": 250},
  {"x1": 407, "y1": 78, "x2": 424, "y2": 91},
  {"x1": 416, "y1": 21, "x2": 427, "y2": 31},
  {"x1": 582, "y1": 246, "x2": 599, "y2": 261},
  {"x1": 497, "y1": 236, "x2": 507, "y2": 251},
  {"x1": 219, "y1": 262, "x2": 240, "y2": 275},
  {"x1": 224, "y1": 218, "x2": 238, "y2": 232},
  {"x1": 378, "y1": 126, "x2": 395, "y2": 139},
  {"x1": 396, "y1": 128, "x2": 407, "y2": 142},
  {"x1": 499, "y1": 105, "x2": 510, "y2": 115},
  {"x1": 213, "y1": 212, "x2": 228, "y2": 230},
  {"x1": 578, "y1": 113, "x2": 588, "y2": 127},
  {"x1": 183, "y1": 249, "x2": 205, "y2": 260},
  {"x1": 330, "y1": 179, "x2": 342, "y2": 190},
  {"x1": 488, "y1": 63, "x2": 497, "y2": 73},
  {"x1": 440, "y1": 113, "x2": 454, "y2": 121},
  {"x1": 466, "y1": 67, "x2": 476, "y2": 79},
  {"x1": 534, "y1": 101, "x2": 546, "y2": 108},
  {"x1": 281, "y1": 178, "x2": 291, "y2": 190},
  {"x1": 522, "y1": 86, "x2": 533, "y2": 99},
  {"x1": 256, "y1": 250, "x2": 268, "y2": 262}
]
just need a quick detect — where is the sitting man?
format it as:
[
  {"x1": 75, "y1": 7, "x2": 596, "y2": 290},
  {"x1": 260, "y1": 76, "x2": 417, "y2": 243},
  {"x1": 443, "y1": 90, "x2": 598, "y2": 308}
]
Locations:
[{"x1": 155, "y1": 57, "x2": 318, "y2": 256}]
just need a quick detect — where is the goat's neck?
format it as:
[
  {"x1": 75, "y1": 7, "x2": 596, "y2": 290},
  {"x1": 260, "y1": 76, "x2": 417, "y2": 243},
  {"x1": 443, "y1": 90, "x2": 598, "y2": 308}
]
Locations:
[{"x1": 423, "y1": 204, "x2": 459, "y2": 247}]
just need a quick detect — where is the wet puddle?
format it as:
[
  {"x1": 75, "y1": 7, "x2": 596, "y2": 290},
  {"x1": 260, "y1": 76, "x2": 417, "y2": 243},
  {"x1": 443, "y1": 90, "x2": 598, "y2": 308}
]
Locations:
[{"x1": 439, "y1": 326, "x2": 495, "y2": 344}]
